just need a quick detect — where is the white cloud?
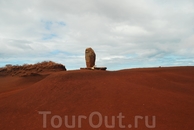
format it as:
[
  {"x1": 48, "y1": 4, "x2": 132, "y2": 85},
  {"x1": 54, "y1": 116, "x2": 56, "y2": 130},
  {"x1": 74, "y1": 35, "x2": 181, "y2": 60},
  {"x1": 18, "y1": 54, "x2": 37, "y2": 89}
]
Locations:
[{"x1": 0, "y1": 0, "x2": 194, "y2": 70}]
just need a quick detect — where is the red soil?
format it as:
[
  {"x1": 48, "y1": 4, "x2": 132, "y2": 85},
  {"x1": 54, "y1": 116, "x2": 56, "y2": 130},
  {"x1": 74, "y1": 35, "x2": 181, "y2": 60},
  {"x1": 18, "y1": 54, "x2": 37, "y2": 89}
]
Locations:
[{"x1": 0, "y1": 66, "x2": 193, "y2": 129}]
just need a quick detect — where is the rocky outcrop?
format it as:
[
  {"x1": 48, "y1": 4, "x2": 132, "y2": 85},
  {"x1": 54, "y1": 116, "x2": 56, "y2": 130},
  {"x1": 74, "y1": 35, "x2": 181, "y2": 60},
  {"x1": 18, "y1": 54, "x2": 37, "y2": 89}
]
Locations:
[{"x1": 85, "y1": 47, "x2": 96, "y2": 68}]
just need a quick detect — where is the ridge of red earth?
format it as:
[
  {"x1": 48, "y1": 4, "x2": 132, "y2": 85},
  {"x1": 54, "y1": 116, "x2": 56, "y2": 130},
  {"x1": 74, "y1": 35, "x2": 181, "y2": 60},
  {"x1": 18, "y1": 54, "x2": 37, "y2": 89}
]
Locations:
[{"x1": 0, "y1": 66, "x2": 193, "y2": 129}]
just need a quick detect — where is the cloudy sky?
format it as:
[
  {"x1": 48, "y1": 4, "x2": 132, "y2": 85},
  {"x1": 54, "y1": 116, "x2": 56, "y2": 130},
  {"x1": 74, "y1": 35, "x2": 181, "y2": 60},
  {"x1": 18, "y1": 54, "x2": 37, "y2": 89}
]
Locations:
[{"x1": 0, "y1": 0, "x2": 194, "y2": 70}]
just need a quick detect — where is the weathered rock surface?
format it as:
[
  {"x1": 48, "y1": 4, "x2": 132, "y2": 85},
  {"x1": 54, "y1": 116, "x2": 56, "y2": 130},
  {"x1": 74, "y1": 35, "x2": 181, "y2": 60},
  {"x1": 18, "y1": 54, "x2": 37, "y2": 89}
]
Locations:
[{"x1": 85, "y1": 47, "x2": 96, "y2": 68}]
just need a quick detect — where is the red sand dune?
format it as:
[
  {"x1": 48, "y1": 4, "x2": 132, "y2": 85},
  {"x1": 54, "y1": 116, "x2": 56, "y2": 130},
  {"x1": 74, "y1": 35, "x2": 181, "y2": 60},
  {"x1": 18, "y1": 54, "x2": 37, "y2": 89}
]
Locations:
[{"x1": 0, "y1": 66, "x2": 194, "y2": 129}]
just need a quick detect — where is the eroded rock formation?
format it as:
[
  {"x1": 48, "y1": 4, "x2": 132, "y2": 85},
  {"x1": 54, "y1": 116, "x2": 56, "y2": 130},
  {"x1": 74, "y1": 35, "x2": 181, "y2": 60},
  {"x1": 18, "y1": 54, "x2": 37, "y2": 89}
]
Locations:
[{"x1": 85, "y1": 47, "x2": 96, "y2": 68}]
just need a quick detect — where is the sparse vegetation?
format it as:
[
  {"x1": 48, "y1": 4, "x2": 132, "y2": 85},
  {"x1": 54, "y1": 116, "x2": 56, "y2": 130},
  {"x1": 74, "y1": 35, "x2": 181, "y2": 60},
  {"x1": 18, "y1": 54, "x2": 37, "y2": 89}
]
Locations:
[{"x1": 0, "y1": 61, "x2": 66, "y2": 76}]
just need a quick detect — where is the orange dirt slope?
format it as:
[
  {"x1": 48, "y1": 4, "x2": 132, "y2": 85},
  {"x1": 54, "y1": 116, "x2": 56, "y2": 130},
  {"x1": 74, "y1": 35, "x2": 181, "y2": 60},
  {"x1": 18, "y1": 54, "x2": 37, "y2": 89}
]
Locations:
[{"x1": 0, "y1": 66, "x2": 193, "y2": 129}]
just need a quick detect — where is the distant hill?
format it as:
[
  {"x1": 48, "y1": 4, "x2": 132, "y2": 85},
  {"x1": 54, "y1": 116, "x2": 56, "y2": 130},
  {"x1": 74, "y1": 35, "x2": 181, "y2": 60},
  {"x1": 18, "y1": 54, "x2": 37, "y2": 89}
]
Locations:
[{"x1": 0, "y1": 61, "x2": 66, "y2": 77}]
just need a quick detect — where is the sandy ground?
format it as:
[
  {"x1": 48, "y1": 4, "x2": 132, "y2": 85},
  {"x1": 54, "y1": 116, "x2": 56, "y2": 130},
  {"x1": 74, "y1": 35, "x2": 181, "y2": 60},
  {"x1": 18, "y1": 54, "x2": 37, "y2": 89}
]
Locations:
[{"x1": 0, "y1": 66, "x2": 193, "y2": 129}]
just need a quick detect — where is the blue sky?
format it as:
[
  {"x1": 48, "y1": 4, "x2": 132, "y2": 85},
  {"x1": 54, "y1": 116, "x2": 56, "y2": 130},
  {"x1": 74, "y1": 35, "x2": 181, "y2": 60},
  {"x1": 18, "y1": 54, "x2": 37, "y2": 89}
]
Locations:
[{"x1": 0, "y1": 0, "x2": 194, "y2": 70}]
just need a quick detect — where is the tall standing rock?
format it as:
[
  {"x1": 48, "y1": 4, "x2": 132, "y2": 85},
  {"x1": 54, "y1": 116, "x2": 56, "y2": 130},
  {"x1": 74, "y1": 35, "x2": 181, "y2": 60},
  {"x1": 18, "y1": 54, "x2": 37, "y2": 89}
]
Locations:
[{"x1": 85, "y1": 47, "x2": 96, "y2": 68}]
